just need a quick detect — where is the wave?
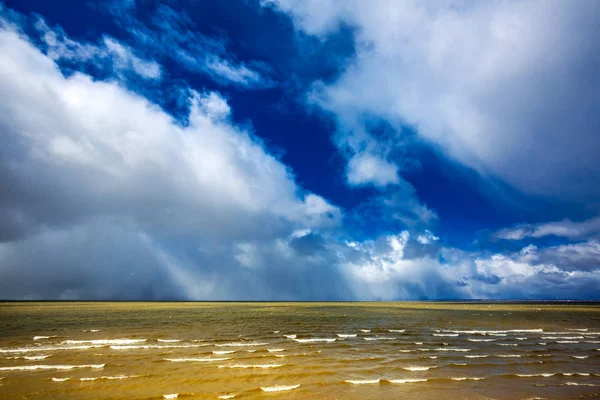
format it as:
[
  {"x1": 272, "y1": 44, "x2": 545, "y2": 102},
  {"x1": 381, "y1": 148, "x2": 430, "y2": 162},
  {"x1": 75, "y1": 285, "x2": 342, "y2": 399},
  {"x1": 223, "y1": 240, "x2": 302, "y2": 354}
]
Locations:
[
  {"x1": 414, "y1": 342, "x2": 423, "y2": 345},
  {"x1": 496, "y1": 355, "x2": 521, "y2": 358},
  {"x1": 213, "y1": 351, "x2": 235, "y2": 355},
  {"x1": 432, "y1": 348, "x2": 471, "y2": 352},
  {"x1": 540, "y1": 336, "x2": 583, "y2": 340},
  {"x1": 433, "y1": 334, "x2": 458, "y2": 337},
  {"x1": 389, "y1": 330, "x2": 406, "y2": 333},
  {"x1": 51, "y1": 377, "x2": 71, "y2": 382},
  {"x1": 360, "y1": 329, "x2": 371, "y2": 333},
  {"x1": 215, "y1": 342, "x2": 268, "y2": 347},
  {"x1": 465, "y1": 355, "x2": 488, "y2": 358},
  {"x1": 267, "y1": 349, "x2": 284, "y2": 352},
  {"x1": 443, "y1": 329, "x2": 542, "y2": 334},
  {"x1": 568, "y1": 328, "x2": 588, "y2": 332},
  {"x1": 80, "y1": 374, "x2": 137, "y2": 381},
  {"x1": 337, "y1": 334, "x2": 357, "y2": 338},
  {"x1": 538, "y1": 342, "x2": 547, "y2": 345},
  {"x1": 64, "y1": 339, "x2": 146, "y2": 345},
  {"x1": 165, "y1": 357, "x2": 230, "y2": 362},
  {"x1": 453, "y1": 363, "x2": 467, "y2": 366},
  {"x1": 218, "y1": 364, "x2": 283, "y2": 369},
  {"x1": 83, "y1": 329, "x2": 100, "y2": 333},
  {"x1": 0, "y1": 344, "x2": 106, "y2": 353},
  {"x1": 562, "y1": 372, "x2": 590, "y2": 376},
  {"x1": 398, "y1": 350, "x2": 414, "y2": 353},
  {"x1": 403, "y1": 366, "x2": 436, "y2": 371},
  {"x1": 261, "y1": 384, "x2": 300, "y2": 392},
  {"x1": 111, "y1": 344, "x2": 208, "y2": 350},
  {"x1": 556, "y1": 340, "x2": 580, "y2": 344},
  {"x1": 218, "y1": 395, "x2": 235, "y2": 399},
  {"x1": 345, "y1": 379, "x2": 380, "y2": 384},
  {"x1": 24, "y1": 355, "x2": 50, "y2": 360},
  {"x1": 0, "y1": 364, "x2": 104, "y2": 371},
  {"x1": 389, "y1": 378, "x2": 427, "y2": 384},
  {"x1": 495, "y1": 343, "x2": 518, "y2": 346},
  {"x1": 33, "y1": 336, "x2": 56, "y2": 340},
  {"x1": 283, "y1": 335, "x2": 296, "y2": 339},
  {"x1": 516, "y1": 373, "x2": 555, "y2": 377},
  {"x1": 468, "y1": 339, "x2": 496, "y2": 342},
  {"x1": 364, "y1": 337, "x2": 396, "y2": 341},
  {"x1": 428, "y1": 356, "x2": 438, "y2": 359},
  {"x1": 449, "y1": 377, "x2": 484, "y2": 381},
  {"x1": 157, "y1": 339, "x2": 181, "y2": 343},
  {"x1": 164, "y1": 394, "x2": 178, "y2": 399},
  {"x1": 572, "y1": 355, "x2": 588, "y2": 359},
  {"x1": 565, "y1": 382, "x2": 599, "y2": 387},
  {"x1": 293, "y1": 338, "x2": 336, "y2": 343}
]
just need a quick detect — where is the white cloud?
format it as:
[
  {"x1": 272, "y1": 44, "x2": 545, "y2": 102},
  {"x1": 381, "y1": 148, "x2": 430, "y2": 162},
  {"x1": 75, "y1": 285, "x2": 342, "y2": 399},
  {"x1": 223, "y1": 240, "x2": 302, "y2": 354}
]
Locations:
[
  {"x1": 494, "y1": 216, "x2": 600, "y2": 241},
  {"x1": 35, "y1": 19, "x2": 161, "y2": 80},
  {"x1": 0, "y1": 25, "x2": 340, "y2": 239},
  {"x1": 347, "y1": 152, "x2": 399, "y2": 187},
  {"x1": 266, "y1": 0, "x2": 600, "y2": 201}
]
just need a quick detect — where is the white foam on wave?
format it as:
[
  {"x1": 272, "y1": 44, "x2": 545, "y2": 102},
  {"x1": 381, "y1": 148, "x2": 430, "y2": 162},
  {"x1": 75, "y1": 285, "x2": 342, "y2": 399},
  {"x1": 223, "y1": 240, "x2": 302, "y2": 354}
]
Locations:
[
  {"x1": 389, "y1": 329, "x2": 406, "y2": 333},
  {"x1": 565, "y1": 382, "x2": 599, "y2": 386},
  {"x1": 283, "y1": 334, "x2": 296, "y2": 339},
  {"x1": 450, "y1": 377, "x2": 484, "y2": 381},
  {"x1": 587, "y1": 341, "x2": 600, "y2": 344},
  {"x1": 562, "y1": 372, "x2": 590, "y2": 376},
  {"x1": 246, "y1": 350, "x2": 256, "y2": 353},
  {"x1": 360, "y1": 329, "x2": 371, "y2": 333},
  {"x1": 218, "y1": 364, "x2": 284, "y2": 369},
  {"x1": 572, "y1": 355, "x2": 588, "y2": 359},
  {"x1": 213, "y1": 350, "x2": 235, "y2": 355},
  {"x1": 568, "y1": 328, "x2": 588, "y2": 332},
  {"x1": 33, "y1": 336, "x2": 56, "y2": 340},
  {"x1": 465, "y1": 355, "x2": 488, "y2": 358},
  {"x1": 495, "y1": 343, "x2": 518, "y2": 346},
  {"x1": 541, "y1": 336, "x2": 583, "y2": 340},
  {"x1": 496, "y1": 355, "x2": 520, "y2": 358},
  {"x1": 0, "y1": 364, "x2": 104, "y2": 371},
  {"x1": 433, "y1": 348, "x2": 471, "y2": 352},
  {"x1": 468, "y1": 338, "x2": 496, "y2": 342},
  {"x1": 81, "y1": 374, "x2": 137, "y2": 381},
  {"x1": 65, "y1": 339, "x2": 146, "y2": 345},
  {"x1": 218, "y1": 395, "x2": 236, "y2": 399},
  {"x1": 267, "y1": 349, "x2": 284, "y2": 352},
  {"x1": 345, "y1": 379, "x2": 380, "y2": 384},
  {"x1": 516, "y1": 373, "x2": 555, "y2": 377},
  {"x1": 0, "y1": 345, "x2": 102, "y2": 353},
  {"x1": 293, "y1": 338, "x2": 336, "y2": 343},
  {"x1": 261, "y1": 384, "x2": 299, "y2": 392},
  {"x1": 215, "y1": 342, "x2": 268, "y2": 347},
  {"x1": 398, "y1": 350, "x2": 414, "y2": 353},
  {"x1": 157, "y1": 339, "x2": 181, "y2": 343},
  {"x1": 273, "y1": 331, "x2": 280, "y2": 334},
  {"x1": 487, "y1": 333, "x2": 507, "y2": 337},
  {"x1": 24, "y1": 355, "x2": 49, "y2": 360},
  {"x1": 515, "y1": 337, "x2": 527, "y2": 340},
  {"x1": 51, "y1": 377, "x2": 71, "y2": 382},
  {"x1": 111, "y1": 344, "x2": 208, "y2": 350},
  {"x1": 165, "y1": 357, "x2": 230, "y2": 362},
  {"x1": 557, "y1": 340, "x2": 580, "y2": 344},
  {"x1": 414, "y1": 342, "x2": 423, "y2": 345},
  {"x1": 453, "y1": 363, "x2": 467, "y2": 366},
  {"x1": 337, "y1": 334, "x2": 357, "y2": 338},
  {"x1": 538, "y1": 342, "x2": 547, "y2": 346},
  {"x1": 403, "y1": 366, "x2": 436, "y2": 371},
  {"x1": 364, "y1": 337, "x2": 396, "y2": 341},
  {"x1": 164, "y1": 394, "x2": 178, "y2": 399},
  {"x1": 444, "y1": 329, "x2": 542, "y2": 335},
  {"x1": 433, "y1": 333, "x2": 458, "y2": 337},
  {"x1": 275, "y1": 354, "x2": 286, "y2": 358},
  {"x1": 389, "y1": 378, "x2": 428, "y2": 384}
]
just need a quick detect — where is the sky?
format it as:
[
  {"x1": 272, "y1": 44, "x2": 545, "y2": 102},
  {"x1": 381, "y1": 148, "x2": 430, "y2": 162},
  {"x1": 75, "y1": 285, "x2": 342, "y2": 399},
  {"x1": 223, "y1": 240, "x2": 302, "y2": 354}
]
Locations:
[{"x1": 0, "y1": 0, "x2": 599, "y2": 300}]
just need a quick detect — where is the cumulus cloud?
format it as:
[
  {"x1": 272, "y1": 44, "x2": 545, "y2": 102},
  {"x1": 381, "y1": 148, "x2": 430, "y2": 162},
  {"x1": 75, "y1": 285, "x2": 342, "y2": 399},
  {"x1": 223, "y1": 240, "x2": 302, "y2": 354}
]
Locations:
[
  {"x1": 0, "y1": 17, "x2": 341, "y2": 299},
  {"x1": 265, "y1": 0, "x2": 600, "y2": 201}
]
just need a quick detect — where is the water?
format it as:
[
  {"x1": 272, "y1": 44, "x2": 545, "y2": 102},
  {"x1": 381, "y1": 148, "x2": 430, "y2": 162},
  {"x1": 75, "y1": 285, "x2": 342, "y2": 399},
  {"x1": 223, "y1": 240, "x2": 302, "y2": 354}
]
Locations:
[{"x1": 0, "y1": 302, "x2": 599, "y2": 399}]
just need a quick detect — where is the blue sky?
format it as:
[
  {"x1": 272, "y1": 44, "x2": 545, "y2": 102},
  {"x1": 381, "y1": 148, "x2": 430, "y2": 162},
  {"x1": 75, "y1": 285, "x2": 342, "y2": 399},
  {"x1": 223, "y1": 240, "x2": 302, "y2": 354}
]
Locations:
[{"x1": 0, "y1": 0, "x2": 599, "y2": 300}]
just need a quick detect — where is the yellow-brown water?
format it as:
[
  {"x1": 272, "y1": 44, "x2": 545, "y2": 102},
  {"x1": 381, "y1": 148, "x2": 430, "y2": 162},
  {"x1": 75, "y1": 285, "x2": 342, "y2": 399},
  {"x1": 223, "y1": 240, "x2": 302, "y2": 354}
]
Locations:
[{"x1": 0, "y1": 302, "x2": 599, "y2": 400}]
